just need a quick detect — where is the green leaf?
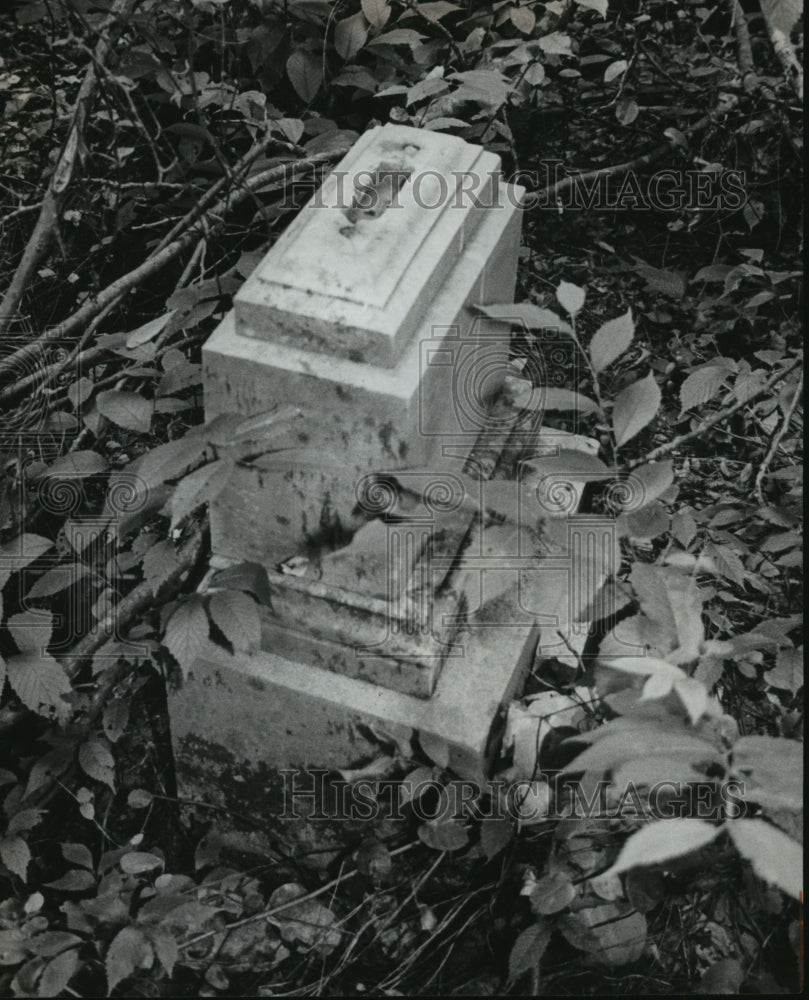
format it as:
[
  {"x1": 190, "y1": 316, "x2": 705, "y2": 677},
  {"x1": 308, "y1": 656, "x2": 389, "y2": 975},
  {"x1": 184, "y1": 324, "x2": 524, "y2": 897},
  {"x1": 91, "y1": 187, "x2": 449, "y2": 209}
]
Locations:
[
  {"x1": 418, "y1": 818, "x2": 470, "y2": 851},
  {"x1": 45, "y1": 869, "x2": 96, "y2": 891},
  {"x1": 43, "y1": 450, "x2": 108, "y2": 477},
  {"x1": 6, "y1": 652, "x2": 71, "y2": 720},
  {"x1": 26, "y1": 564, "x2": 90, "y2": 600},
  {"x1": 106, "y1": 926, "x2": 151, "y2": 994},
  {"x1": 556, "y1": 281, "x2": 585, "y2": 316},
  {"x1": 513, "y1": 384, "x2": 601, "y2": 415},
  {"x1": 120, "y1": 852, "x2": 163, "y2": 875},
  {"x1": 564, "y1": 728, "x2": 717, "y2": 776},
  {"x1": 0, "y1": 836, "x2": 31, "y2": 880},
  {"x1": 612, "y1": 373, "x2": 660, "y2": 447},
  {"x1": 164, "y1": 597, "x2": 209, "y2": 679},
  {"x1": 38, "y1": 948, "x2": 79, "y2": 998},
  {"x1": 361, "y1": 0, "x2": 390, "y2": 27},
  {"x1": 335, "y1": 12, "x2": 368, "y2": 60},
  {"x1": 696, "y1": 958, "x2": 744, "y2": 995},
  {"x1": 269, "y1": 883, "x2": 342, "y2": 952},
  {"x1": 127, "y1": 789, "x2": 154, "y2": 809},
  {"x1": 129, "y1": 436, "x2": 208, "y2": 491},
  {"x1": 211, "y1": 562, "x2": 272, "y2": 607},
  {"x1": 728, "y1": 820, "x2": 802, "y2": 898},
  {"x1": 126, "y1": 312, "x2": 173, "y2": 349},
  {"x1": 0, "y1": 534, "x2": 53, "y2": 579},
  {"x1": 168, "y1": 458, "x2": 234, "y2": 529},
  {"x1": 8, "y1": 610, "x2": 53, "y2": 653},
  {"x1": 574, "y1": 0, "x2": 607, "y2": 15},
  {"x1": 628, "y1": 460, "x2": 673, "y2": 512},
  {"x1": 208, "y1": 590, "x2": 261, "y2": 653},
  {"x1": 605, "y1": 819, "x2": 721, "y2": 876},
  {"x1": 476, "y1": 302, "x2": 573, "y2": 334},
  {"x1": 286, "y1": 50, "x2": 322, "y2": 102},
  {"x1": 78, "y1": 740, "x2": 115, "y2": 789},
  {"x1": 560, "y1": 905, "x2": 646, "y2": 967},
  {"x1": 530, "y1": 872, "x2": 576, "y2": 915},
  {"x1": 508, "y1": 921, "x2": 551, "y2": 983},
  {"x1": 679, "y1": 366, "x2": 729, "y2": 413},
  {"x1": 480, "y1": 817, "x2": 513, "y2": 860},
  {"x1": 142, "y1": 540, "x2": 180, "y2": 595},
  {"x1": 615, "y1": 97, "x2": 639, "y2": 125},
  {"x1": 96, "y1": 390, "x2": 153, "y2": 434},
  {"x1": 766, "y1": 646, "x2": 803, "y2": 693},
  {"x1": 61, "y1": 842, "x2": 94, "y2": 870},
  {"x1": 589, "y1": 308, "x2": 634, "y2": 374},
  {"x1": 604, "y1": 59, "x2": 628, "y2": 83},
  {"x1": 152, "y1": 931, "x2": 179, "y2": 977},
  {"x1": 731, "y1": 735, "x2": 803, "y2": 810}
]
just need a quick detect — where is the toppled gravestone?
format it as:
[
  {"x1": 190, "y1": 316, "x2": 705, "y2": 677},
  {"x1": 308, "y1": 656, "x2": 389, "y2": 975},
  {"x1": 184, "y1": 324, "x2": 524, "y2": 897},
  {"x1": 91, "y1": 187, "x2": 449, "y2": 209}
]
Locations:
[{"x1": 167, "y1": 124, "x2": 614, "y2": 857}]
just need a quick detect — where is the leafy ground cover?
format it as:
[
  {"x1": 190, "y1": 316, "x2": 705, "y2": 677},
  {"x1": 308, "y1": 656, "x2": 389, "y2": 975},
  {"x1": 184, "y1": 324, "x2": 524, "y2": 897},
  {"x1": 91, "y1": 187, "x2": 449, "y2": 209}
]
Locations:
[{"x1": 0, "y1": 0, "x2": 803, "y2": 995}]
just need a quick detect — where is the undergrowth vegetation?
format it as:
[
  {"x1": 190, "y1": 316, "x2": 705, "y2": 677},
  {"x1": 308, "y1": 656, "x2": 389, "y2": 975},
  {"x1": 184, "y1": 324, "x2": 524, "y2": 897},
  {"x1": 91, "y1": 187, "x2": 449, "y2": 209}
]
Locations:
[{"x1": 0, "y1": 0, "x2": 803, "y2": 994}]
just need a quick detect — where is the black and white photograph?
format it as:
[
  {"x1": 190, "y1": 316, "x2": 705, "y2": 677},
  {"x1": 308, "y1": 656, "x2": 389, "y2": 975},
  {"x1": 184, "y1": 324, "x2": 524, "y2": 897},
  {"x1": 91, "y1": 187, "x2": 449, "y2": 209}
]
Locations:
[{"x1": 0, "y1": 0, "x2": 803, "y2": 994}]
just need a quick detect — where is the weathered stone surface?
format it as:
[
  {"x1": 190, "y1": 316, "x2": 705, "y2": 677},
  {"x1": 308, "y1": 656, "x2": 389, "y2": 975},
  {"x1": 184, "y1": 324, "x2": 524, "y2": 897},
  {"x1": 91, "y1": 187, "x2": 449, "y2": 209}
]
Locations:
[
  {"x1": 204, "y1": 181, "x2": 522, "y2": 565},
  {"x1": 235, "y1": 124, "x2": 501, "y2": 367}
]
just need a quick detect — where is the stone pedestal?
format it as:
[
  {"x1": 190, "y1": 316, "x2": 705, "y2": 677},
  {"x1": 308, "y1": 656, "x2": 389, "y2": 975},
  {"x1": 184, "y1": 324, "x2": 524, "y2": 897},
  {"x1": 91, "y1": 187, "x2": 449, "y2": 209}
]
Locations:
[{"x1": 168, "y1": 125, "x2": 603, "y2": 851}]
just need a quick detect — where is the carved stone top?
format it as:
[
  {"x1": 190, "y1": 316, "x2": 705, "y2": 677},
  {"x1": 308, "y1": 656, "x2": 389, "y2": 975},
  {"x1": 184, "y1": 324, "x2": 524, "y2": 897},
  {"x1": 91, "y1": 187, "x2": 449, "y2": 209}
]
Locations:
[{"x1": 234, "y1": 124, "x2": 502, "y2": 367}]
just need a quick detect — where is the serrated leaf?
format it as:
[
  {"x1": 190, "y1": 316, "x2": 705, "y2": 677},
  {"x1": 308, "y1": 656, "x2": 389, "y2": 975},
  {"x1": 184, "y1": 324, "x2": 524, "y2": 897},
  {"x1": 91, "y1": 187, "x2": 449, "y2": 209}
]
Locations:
[
  {"x1": 152, "y1": 931, "x2": 178, "y2": 978},
  {"x1": 78, "y1": 740, "x2": 115, "y2": 789},
  {"x1": 39, "y1": 948, "x2": 79, "y2": 998},
  {"x1": 6, "y1": 652, "x2": 71, "y2": 720},
  {"x1": 508, "y1": 921, "x2": 551, "y2": 983},
  {"x1": 208, "y1": 590, "x2": 261, "y2": 653},
  {"x1": 556, "y1": 281, "x2": 585, "y2": 316},
  {"x1": 671, "y1": 509, "x2": 697, "y2": 548},
  {"x1": 361, "y1": 0, "x2": 390, "y2": 26},
  {"x1": 476, "y1": 302, "x2": 573, "y2": 334},
  {"x1": 61, "y1": 842, "x2": 93, "y2": 870},
  {"x1": 106, "y1": 926, "x2": 151, "y2": 993},
  {"x1": 705, "y1": 542, "x2": 745, "y2": 586},
  {"x1": 163, "y1": 597, "x2": 209, "y2": 678},
  {"x1": 589, "y1": 309, "x2": 634, "y2": 374},
  {"x1": 628, "y1": 460, "x2": 673, "y2": 512},
  {"x1": 0, "y1": 534, "x2": 53, "y2": 574},
  {"x1": 679, "y1": 366, "x2": 729, "y2": 413},
  {"x1": 335, "y1": 12, "x2": 368, "y2": 59},
  {"x1": 728, "y1": 819, "x2": 802, "y2": 898},
  {"x1": 168, "y1": 458, "x2": 234, "y2": 529},
  {"x1": 43, "y1": 450, "x2": 108, "y2": 477},
  {"x1": 605, "y1": 819, "x2": 721, "y2": 876},
  {"x1": 0, "y1": 836, "x2": 31, "y2": 880},
  {"x1": 612, "y1": 372, "x2": 661, "y2": 447},
  {"x1": 8, "y1": 610, "x2": 53, "y2": 653},
  {"x1": 45, "y1": 869, "x2": 96, "y2": 891},
  {"x1": 142, "y1": 540, "x2": 180, "y2": 595},
  {"x1": 120, "y1": 851, "x2": 163, "y2": 875},
  {"x1": 26, "y1": 563, "x2": 90, "y2": 599},
  {"x1": 286, "y1": 50, "x2": 322, "y2": 102},
  {"x1": 96, "y1": 390, "x2": 153, "y2": 434},
  {"x1": 103, "y1": 697, "x2": 130, "y2": 743},
  {"x1": 7, "y1": 808, "x2": 43, "y2": 836}
]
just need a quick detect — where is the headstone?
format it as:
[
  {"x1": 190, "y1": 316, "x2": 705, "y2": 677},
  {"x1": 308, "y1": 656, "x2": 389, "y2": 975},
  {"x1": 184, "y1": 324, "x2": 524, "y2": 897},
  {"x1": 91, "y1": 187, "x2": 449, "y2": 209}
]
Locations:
[{"x1": 167, "y1": 125, "x2": 611, "y2": 857}]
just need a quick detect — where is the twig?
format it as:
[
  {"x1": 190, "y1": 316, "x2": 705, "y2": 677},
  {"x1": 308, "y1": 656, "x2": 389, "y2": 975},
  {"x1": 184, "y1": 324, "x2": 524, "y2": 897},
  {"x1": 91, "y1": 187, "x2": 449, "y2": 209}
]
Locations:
[
  {"x1": 0, "y1": 202, "x2": 43, "y2": 227},
  {"x1": 628, "y1": 358, "x2": 802, "y2": 469},
  {"x1": 179, "y1": 841, "x2": 420, "y2": 953},
  {"x1": 762, "y1": 11, "x2": 804, "y2": 100},
  {"x1": 727, "y1": 0, "x2": 756, "y2": 78},
  {"x1": 532, "y1": 115, "x2": 712, "y2": 204},
  {"x1": 753, "y1": 368, "x2": 803, "y2": 502},
  {"x1": 0, "y1": 0, "x2": 135, "y2": 337}
]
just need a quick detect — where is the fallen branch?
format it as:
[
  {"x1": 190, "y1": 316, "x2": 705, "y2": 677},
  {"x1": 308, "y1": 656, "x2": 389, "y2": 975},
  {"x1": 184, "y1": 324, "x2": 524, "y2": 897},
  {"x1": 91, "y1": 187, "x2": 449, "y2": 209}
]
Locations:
[
  {"x1": 629, "y1": 357, "x2": 802, "y2": 469},
  {"x1": 532, "y1": 114, "x2": 713, "y2": 204},
  {"x1": 0, "y1": 152, "x2": 340, "y2": 385},
  {"x1": 0, "y1": 0, "x2": 135, "y2": 337},
  {"x1": 727, "y1": 0, "x2": 756, "y2": 78},
  {"x1": 754, "y1": 368, "x2": 803, "y2": 502}
]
